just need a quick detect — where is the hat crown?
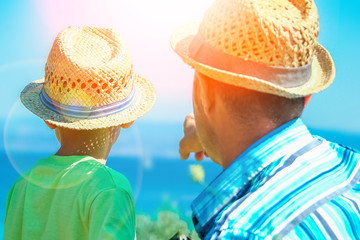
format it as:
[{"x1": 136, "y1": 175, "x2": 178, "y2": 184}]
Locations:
[
  {"x1": 44, "y1": 26, "x2": 134, "y2": 107},
  {"x1": 199, "y1": 0, "x2": 319, "y2": 67}
]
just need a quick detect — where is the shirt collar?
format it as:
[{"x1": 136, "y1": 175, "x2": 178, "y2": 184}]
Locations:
[{"x1": 191, "y1": 118, "x2": 315, "y2": 232}]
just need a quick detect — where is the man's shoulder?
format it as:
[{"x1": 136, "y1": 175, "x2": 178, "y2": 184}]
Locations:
[
  {"x1": 313, "y1": 135, "x2": 360, "y2": 155},
  {"x1": 207, "y1": 137, "x2": 360, "y2": 238},
  {"x1": 288, "y1": 190, "x2": 360, "y2": 239}
]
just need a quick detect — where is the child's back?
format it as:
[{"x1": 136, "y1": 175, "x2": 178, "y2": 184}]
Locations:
[{"x1": 5, "y1": 155, "x2": 134, "y2": 239}]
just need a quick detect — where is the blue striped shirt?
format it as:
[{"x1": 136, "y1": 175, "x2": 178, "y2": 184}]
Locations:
[{"x1": 192, "y1": 118, "x2": 360, "y2": 239}]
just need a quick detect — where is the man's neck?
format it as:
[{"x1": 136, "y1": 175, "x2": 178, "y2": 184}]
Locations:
[{"x1": 218, "y1": 119, "x2": 279, "y2": 170}]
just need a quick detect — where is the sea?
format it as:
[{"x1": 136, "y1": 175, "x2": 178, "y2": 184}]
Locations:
[{"x1": 1, "y1": 117, "x2": 360, "y2": 236}]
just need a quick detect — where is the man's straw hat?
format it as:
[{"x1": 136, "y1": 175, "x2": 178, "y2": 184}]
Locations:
[
  {"x1": 21, "y1": 27, "x2": 156, "y2": 129},
  {"x1": 171, "y1": 0, "x2": 335, "y2": 98}
]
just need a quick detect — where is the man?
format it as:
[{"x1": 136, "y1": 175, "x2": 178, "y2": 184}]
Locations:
[
  {"x1": 4, "y1": 26, "x2": 156, "y2": 239},
  {"x1": 171, "y1": 0, "x2": 360, "y2": 239}
]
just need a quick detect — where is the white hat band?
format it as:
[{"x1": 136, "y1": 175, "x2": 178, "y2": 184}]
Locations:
[
  {"x1": 39, "y1": 84, "x2": 136, "y2": 119},
  {"x1": 189, "y1": 33, "x2": 313, "y2": 88}
]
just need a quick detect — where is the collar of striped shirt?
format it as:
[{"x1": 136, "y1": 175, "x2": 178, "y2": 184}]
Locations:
[
  {"x1": 192, "y1": 118, "x2": 360, "y2": 239},
  {"x1": 191, "y1": 119, "x2": 313, "y2": 231}
]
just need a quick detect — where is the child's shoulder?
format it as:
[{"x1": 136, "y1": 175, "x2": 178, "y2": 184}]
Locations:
[
  {"x1": 31, "y1": 155, "x2": 133, "y2": 197},
  {"x1": 85, "y1": 162, "x2": 133, "y2": 197},
  {"x1": 101, "y1": 166, "x2": 133, "y2": 195},
  {"x1": 12, "y1": 169, "x2": 32, "y2": 186}
]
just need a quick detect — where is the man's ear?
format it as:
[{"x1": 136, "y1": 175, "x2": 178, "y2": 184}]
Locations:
[
  {"x1": 44, "y1": 121, "x2": 57, "y2": 130},
  {"x1": 197, "y1": 73, "x2": 215, "y2": 115},
  {"x1": 121, "y1": 121, "x2": 134, "y2": 129}
]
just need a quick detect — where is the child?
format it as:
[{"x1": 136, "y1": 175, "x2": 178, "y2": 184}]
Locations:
[{"x1": 3, "y1": 26, "x2": 155, "y2": 240}]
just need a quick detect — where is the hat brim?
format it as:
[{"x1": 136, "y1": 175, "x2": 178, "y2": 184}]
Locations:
[
  {"x1": 170, "y1": 22, "x2": 335, "y2": 98},
  {"x1": 21, "y1": 74, "x2": 156, "y2": 129}
]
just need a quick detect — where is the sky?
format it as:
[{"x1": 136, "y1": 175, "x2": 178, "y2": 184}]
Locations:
[
  {"x1": 0, "y1": 0, "x2": 359, "y2": 132},
  {"x1": 0, "y1": 0, "x2": 360, "y2": 183}
]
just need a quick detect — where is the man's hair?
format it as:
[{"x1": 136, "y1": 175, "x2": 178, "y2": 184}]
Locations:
[{"x1": 198, "y1": 73, "x2": 305, "y2": 126}]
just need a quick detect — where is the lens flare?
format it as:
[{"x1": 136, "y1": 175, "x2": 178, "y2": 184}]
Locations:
[{"x1": 4, "y1": 98, "x2": 146, "y2": 201}]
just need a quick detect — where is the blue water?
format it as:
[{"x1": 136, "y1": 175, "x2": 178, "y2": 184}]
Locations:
[{"x1": 1, "y1": 119, "x2": 360, "y2": 236}]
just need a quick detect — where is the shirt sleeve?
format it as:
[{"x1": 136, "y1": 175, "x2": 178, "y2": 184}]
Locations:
[{"x1": 88, "y1": 188, "x2": 135, "y2": 240}]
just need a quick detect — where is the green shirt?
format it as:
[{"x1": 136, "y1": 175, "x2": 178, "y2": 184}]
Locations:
[{"x1": 3, "y1": 155, "x2": 135, "y2": 240}]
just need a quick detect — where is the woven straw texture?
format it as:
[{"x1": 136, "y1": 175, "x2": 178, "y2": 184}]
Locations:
[
  {"x1": 170, "y1": 0, "x2": 335, "y2": 98},
  {"x1": 44, "y1": 27, "x2": 134, "y2": 107},
  {"x1": 200, "y1": 0, "x2": 319, "y2": 67},
  {"x1": 21, "y1": 27, "x2": 156, "y2": 129}
]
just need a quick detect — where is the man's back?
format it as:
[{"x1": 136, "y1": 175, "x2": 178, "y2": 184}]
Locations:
[{"x1": 4, "y1": 155, "x2": 135, "y2": 240}]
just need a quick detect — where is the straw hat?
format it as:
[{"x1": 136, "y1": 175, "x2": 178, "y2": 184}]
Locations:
[
  {"x1": 171, "y1": 0, "x2": 335, "y2": 98},
  {"x1": 21, "y1": 27, "x2": 156, "y2": 129}
]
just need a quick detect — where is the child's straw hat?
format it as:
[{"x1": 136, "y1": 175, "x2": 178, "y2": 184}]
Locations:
[
  {"x1": 171, "y1": 0, "x2": 335, "y2": 98},
  {"x1": 21, "y1": 27, "x2": 156, "y2": 129}
]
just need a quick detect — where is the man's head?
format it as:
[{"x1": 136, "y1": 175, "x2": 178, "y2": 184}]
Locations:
[
  {"x1": 192, "y1": 72, "x2": 305, "y2": 165},
  {"x1": 172, "y1": 0, "x2": 334, "y2": 166},
  {"x1": 193, "y1": 72, "x2": 305, "y2": 126}
]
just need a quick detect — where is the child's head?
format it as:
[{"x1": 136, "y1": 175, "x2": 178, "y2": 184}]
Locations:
[
  {"x1": 20, "y1": 27, "x2": 155, "y2": 147},
  {"x1": 44, "y1": 121, "x2": 133, "y2": 159}
]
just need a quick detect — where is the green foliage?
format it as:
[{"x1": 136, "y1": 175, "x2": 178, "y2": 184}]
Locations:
[{"x1": 136, "y1": 211, "x2": 200, "y2": 240}]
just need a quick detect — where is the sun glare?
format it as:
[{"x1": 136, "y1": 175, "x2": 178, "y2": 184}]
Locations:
[
  {"x1": 40, "y1": 0, "x2": 211, "y2": 35},
  {"x1": 37, "y1": 0, "x2": 213, "y2": 121}
]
